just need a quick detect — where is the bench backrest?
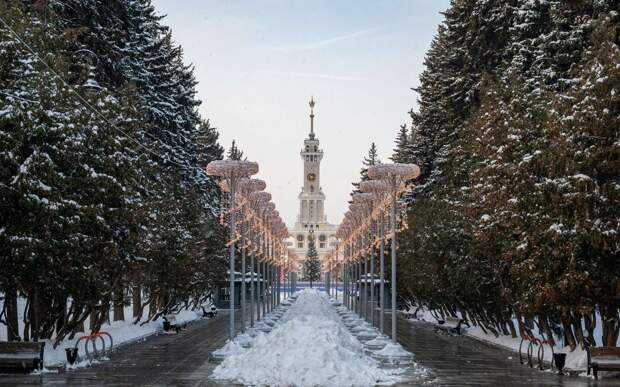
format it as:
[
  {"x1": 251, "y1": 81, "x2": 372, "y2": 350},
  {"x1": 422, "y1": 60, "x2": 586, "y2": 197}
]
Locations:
[
  {"x1": 0, "y1": 342, "x2": 44, "y2": 354},
  {"x1": 590, "y1": 347, "x2": 620, "y2": 358}
]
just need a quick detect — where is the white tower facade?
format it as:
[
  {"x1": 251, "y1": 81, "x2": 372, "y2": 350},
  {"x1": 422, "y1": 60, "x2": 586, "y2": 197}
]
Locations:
[{"x1": 289, "y1": 98, "x2": 338, "y2": 262}]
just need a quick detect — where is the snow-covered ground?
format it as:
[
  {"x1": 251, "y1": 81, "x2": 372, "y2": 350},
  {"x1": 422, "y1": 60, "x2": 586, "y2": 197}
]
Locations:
[
  {"x1": 0, "y1": 297, "x2": 202, "y2": 368},
  {"x1": 44, "y1": 308, "x2": 200, "y2": 368},
  {"x1": 405, "y1": 306, "x2": 592, "y2": 372},
  {"x1": 212, "y1": 289, "x2": 424, "y2": 386}
]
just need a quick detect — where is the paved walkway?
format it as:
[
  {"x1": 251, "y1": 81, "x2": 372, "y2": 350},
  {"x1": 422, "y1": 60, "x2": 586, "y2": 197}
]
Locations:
[
  {"x1": 1, "y1": 308, "x2": 619, "y2": 386},
  {"x1": 0, "y1": 313, "x2": 232, "y2": 387},
  {"x1": 394, "y1": 316, "x2": 620, "y2": 386}
]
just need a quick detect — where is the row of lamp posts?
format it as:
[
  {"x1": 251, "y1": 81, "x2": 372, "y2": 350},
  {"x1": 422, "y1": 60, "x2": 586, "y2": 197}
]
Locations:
[
  {"x1": 206, "y1": 160, "x2": 296, "y2": 340},
  {"x1": 332, "y1": 163, "x2": 419, "y2": 342}
]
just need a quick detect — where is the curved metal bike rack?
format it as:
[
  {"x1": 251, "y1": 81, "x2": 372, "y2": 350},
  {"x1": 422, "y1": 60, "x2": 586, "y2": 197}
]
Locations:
[{"x1": 74, "y1": 331, "x2": 114, "y2": 361}]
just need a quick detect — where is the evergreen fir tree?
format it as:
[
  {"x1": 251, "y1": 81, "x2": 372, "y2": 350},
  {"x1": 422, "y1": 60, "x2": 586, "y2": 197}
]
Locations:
[
  {"x1": 390, "y1": 124, "x2": 409, "y2": 163},
  {"x1": 227, "y1": 139, "x2": 245, "y2": 160},
  {"x1": 302, "y1": 233, "x2": 322, "y2": 288},
  {"x1": 351, "y1": 142, "x2": 381, "y2": 195}
]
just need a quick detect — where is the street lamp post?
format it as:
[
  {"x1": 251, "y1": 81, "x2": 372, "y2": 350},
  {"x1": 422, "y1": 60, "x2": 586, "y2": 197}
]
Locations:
[
  {"x1": 247, "y1": 190, "x2": 270, "y2": 327},
  {"x1": 206, "y1": 160, "x2": 259, "y2": 340},
  {"x1": 237, "y1": 178, "x2": 266, "y2": 332},
  {"x1": 367, "y1": 163, "x2": 420, "y2": 342},
  {"x1": 360, "y1": 180, "x2": 389, "y2": 334}
]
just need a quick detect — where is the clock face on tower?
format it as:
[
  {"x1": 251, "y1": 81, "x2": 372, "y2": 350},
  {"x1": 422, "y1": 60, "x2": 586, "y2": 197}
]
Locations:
[{"x1": 307, "y1": 173, "x2": 316, "y2": 182}]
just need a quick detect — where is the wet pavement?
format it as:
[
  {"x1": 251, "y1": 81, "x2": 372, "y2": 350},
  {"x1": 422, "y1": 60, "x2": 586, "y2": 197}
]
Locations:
[
  {"x1": 1, "y1": 308, "x2": 619, "y2": 386},
  {"x1": 394, "y1": 316, "x2": 620, "y2": 386}
]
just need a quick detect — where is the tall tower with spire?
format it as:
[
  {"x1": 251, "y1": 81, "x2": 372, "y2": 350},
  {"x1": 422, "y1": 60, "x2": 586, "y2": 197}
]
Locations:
[{"x1": 289, "y1": 98, "x2": 338, "y2": 263}]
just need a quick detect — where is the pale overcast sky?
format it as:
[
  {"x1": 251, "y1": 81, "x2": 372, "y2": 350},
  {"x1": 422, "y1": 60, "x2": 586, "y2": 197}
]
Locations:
[{"x1": 152, "y1": 0, "x2": 450, "y2": 226}]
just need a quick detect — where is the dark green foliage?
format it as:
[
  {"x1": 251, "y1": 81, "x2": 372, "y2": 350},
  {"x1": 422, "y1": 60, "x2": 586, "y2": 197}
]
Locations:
[
  {"x1": 0, "y1": 0, "x2": 226, "y2": 343},
  {"x1": 395, "y1": 0, "x2": 620, "y2": 346},
  {"x1": 226, "y1": 139, "x2": 245, "y2": 161}
]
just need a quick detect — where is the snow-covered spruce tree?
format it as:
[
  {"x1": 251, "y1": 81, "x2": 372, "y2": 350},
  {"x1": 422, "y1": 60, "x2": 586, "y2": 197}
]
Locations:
[
  {"x1": 226, "y1": 139, "x2": 245, "y2": 161},
  {"x1": 397, "y1": 0, "x2": 619, "y2": 345},
  {"x1": 351, "y1": 142, "x2": 380, "y2": 195},
  {"x1": 390, "y1": 124, "x2": 410, "y2": 164},
  {"x1": 0, "y1": 2, "x2": 146, "y2": 341},
  {"x1": 302, "y1": 235, "x2": 322, "y2": 288},
  {"x1": 55, "y1": 0, "x2": 226, "y2": 323},
  {"x1": 1, "y1": 0, "x2": 227, "y2": 339}
]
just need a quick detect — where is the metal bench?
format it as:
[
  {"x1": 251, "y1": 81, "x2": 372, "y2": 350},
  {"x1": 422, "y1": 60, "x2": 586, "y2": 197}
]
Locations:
[
  {"x1": 163, "y1": 314, "x2": 187, "y2": 333},
  {"x1": 435, "y1": 316, "x2": 470, "y2": 335},
  {"x1": 0, "y1": 341, "x2": 45, "y2": 371},
  {"x1": 202, "y1": 306, "x2": 218, "y2": 319},
  {"x1": 588, "y1": 346, "x2": 620, "y2": 379}
]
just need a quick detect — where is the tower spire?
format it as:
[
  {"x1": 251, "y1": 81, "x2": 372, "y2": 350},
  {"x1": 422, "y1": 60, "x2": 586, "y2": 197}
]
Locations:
[{"x1": 309, "y1": 96, "x2": 315, "y2": 139}]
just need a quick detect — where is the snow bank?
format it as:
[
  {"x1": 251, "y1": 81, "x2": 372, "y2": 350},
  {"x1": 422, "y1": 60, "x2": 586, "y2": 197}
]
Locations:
[
  {"x1": 0, "y1": 297, "x2": 203, "y2": 368},
  {"x1": 403, "y1": 305, "x2": 589, "y2": 371},
  {"x1": 466, "y1": 325, "x2": 587, "y2": 371},
  {"x1": 212, "y1": 289, "x2": 397, "y2": 386},
  {"x1": 43, "y1": 309, "x2": 199, "y2": 367}
]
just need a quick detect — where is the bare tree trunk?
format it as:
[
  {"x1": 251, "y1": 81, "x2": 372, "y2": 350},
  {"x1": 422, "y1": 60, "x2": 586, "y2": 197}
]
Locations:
[
  {"x1": 539, "y1": 315, "x2": 555, "y2": 346},
  {"x1": 55, "y1": 295, "x2": 67, "y2": 338},
  {"x1": 148, "y1": 291, "x2": 158, "y2": 319},
  {"x1": 562, "y1": 318, "x2": 577, "y2": 350},
  {"x1": 602, "y1": 315, "x2": 620, "y2": 347},
  {"x1": 584, "y1": 312, "x2": 596, "y2": 346},
  {"x1": 29, "y1": 290, "x2": 40, "y2": 341},
  {"x1": 114, "y1": 289, "x2": 125, "y2": 322},
  {"x1": 73, "y1": 309, "x2": 85, "y2": 336},
  {"x1": 89, "y1": 309, "x2": 98, "y2": 332},
  {"x1": 5, "y1": 287, "x2": 20, "y2": 341},
  {"x1": 132, "y1": 286, "x2": 141, "y2": 319},
  {"x1": 571, "y1": 313, "x2": 585, "y2": 349}
]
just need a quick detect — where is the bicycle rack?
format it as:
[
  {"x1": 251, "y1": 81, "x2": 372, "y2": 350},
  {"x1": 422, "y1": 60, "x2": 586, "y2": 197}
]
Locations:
[
  {"x1": 519, "y1": 333, "x2": 555, "y2": 370},
  {"x1": 519, "y1": 334, "x2": 531, "y2": 367},
  {"x1": 74, "y1": 331, "x2": 114, "y2": 361}
]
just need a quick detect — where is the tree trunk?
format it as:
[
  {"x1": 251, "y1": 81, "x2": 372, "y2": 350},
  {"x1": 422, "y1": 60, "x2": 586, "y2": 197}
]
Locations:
[
  {"x1": 89, "y1": 309, "x2": 98, "y2": 332},
  {"x1": 114, "y1": 289, "x2": 125, "y2": 322},
  {"x1": 539, "y1": 315, "x2": 555, "y2": 346},
  {"x1": 5, "y1": 287, "x2": 20, "y2": 341},
  {"x1": 148, "y1": 291, "x2": 158, "y2": 319},
  {"x1": 55, "y1": 295, "x2": 67, "y2": 338},
  {"x1": 571, "y1": 313, "x2": 585, "y2": 349},
  {"x1": 132, "y1": 286, "x2": 142, "y2": 319},
  {"x1": 602, "y1": 316, "x2": 620, "y2": 347},
  {"x1": 584, "y1": 312, "x2": 596, "y2": 347},
  {"x1": 562, "y1": 318, "x2": 577, "y2": 350},
  {"x1": 507, "y1": 319, "x2": 518, "y2": 338},
  {"x1": 29, "y1": 290, "x2": 40, "y2": 341}
]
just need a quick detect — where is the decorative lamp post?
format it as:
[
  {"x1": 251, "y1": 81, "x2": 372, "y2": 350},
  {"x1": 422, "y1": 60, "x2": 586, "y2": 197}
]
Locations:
[
  {"x1": 360, "y1": 180, "x2": 389, "y2": 334},
  {"x1": 248, "y1": 191, "x2": 271, "y2": 326},
  {"x1": 349, "y1": 204, "x2": 365, "y2": 318},
  {"x1": 367, "y1": 163, "x2": 420, "y2": 342},
  {"x1": 237, "y1": 178, "x2": 266, "y2": 332},
  {"x1": 206, "y1": 160, "x2": 259, "y2": 340},
  {"x1": 353, "y1": 192, "x2": 376, "y2": 326}
]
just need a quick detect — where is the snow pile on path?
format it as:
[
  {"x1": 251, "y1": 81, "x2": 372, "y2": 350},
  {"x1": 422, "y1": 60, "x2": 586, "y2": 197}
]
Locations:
[{"x1": 212, "y1": 289, "x2": 396, "y2": 386}]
